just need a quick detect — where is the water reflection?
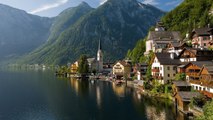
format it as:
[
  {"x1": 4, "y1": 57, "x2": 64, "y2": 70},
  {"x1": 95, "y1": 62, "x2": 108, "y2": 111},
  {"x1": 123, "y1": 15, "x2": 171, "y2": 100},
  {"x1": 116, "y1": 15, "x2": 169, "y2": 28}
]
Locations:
[{"x1": 112, "y1": 83, "x2": 125, "y2": 98}]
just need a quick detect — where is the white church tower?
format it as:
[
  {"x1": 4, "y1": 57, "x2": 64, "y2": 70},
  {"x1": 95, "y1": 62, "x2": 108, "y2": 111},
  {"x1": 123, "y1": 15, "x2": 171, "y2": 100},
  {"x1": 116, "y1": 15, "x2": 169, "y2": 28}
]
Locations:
[{"x1": 97, "y1": 39, "x2": 103, "y2": 72}]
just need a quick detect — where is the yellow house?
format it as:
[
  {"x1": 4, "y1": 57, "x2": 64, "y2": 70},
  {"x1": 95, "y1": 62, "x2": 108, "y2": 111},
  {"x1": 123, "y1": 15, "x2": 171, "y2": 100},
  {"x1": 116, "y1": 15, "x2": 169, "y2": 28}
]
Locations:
[
  {"x1": 70, "y1": 61, "x2": 79, "y2": 74},
  {"x1": 113, "y1": 61, "x2": 131, "y2": 79}
]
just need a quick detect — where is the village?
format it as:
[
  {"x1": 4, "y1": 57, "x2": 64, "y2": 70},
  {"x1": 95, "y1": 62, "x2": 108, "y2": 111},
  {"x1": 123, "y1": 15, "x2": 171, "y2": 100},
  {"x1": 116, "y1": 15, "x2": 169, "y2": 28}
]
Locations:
[{"x1": 66, "y1": 21, "x2": 213, "y2": 117}]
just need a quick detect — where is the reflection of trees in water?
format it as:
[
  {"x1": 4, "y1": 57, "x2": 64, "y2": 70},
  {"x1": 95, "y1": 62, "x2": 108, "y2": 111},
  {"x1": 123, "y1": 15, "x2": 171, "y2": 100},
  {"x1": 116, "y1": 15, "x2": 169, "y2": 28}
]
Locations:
[
  {"x1": 133, "y1": 92, "x2": 176, "y2": 120},
  {"x1": 70, "y1": 78, "x2": 89, "y2": 96}
]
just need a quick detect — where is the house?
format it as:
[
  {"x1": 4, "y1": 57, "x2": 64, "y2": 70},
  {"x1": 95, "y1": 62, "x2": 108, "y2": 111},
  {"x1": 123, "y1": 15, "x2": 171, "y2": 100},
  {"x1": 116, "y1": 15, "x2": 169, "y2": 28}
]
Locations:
[
  {"x1": 145, "y1": 22, "x2": 181, "y2": 55},
  {"x1": 70, "y1": 61, "x2": 79, "y2": 74},
  {"x1": 178, "y1": 47, "x2": 213, "y2": 62},
  {"x1": 133, "y1": 63, "x2": 148, "y2": 80},
  {"x1": 151, "y1": 53, "x2": 181, "y2": 84},
  {"x1": 166, "y1": 42, "x2": 187, "y2": 56},
  {"x1": 113, "y1": 61, "x2": 131, "y2": 79},
  {"x1": 185, "y1": 61, "x2": 213, "y2": 81},
  {"x1": 175, "y1": 92, "x2": 200, "y2": 112},
  {"x1": 191, "y1": 65, "x2": 213, "y2": 98},
  {"x1": 172, "y1": 81, "x2": 191, "y2": 94},
  {"x1": 191, "y1": 27, "x2": 213, "y2": 48}
]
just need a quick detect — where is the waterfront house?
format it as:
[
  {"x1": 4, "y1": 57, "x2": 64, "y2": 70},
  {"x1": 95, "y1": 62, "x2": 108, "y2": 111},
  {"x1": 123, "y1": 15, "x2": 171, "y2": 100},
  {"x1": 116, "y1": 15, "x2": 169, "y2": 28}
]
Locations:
[
  {"x1": 145, "y1": 22, "x2": 181, "y2": 55},
  {"x1": 172, "y1": 81, "x2": 191, "y2": 94},
  {"x1": 113, "y1": 61, "x2": 131, "y2": 79},
  {"x1": 191, "y1": 26, "x2": 213, "y2": 48},
  {"x1": 151, "y1": 52, "x2": 181, "y2": 84},
  {"x1": 191, "y1": 65, "x2": 213, "y2": 98},
  {"x1": 175, "y1": 92, "x2": 200, "y2": 112},
  {"x1": 70, "y1": 61, "x2": 79, "y2": 74}
]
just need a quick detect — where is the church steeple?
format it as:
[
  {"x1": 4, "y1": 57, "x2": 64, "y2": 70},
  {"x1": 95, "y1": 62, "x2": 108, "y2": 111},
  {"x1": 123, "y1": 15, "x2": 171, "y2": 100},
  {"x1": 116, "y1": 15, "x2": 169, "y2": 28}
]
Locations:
[
  {"x1": 97, "y1": 38, "x2": 103, "y2": 72},
  {"x1": 98, "y1": 38, "x2": 102, "y2": 50}
]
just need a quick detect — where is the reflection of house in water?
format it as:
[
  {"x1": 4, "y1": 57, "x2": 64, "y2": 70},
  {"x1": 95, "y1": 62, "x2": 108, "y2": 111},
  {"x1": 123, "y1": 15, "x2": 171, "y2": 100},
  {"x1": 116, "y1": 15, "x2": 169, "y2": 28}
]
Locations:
[
  {"x1": 112, "y1": 83, "x2": 125, "y2": 97},
  {"x1": 96, "y1": 86, "x2": 102, "y2": 108}
]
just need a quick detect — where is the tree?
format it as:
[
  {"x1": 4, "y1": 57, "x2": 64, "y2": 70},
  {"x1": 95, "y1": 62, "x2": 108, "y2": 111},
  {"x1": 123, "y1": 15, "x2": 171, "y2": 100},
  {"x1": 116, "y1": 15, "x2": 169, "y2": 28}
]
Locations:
[
  {"x1": 196, "y1": 100, "x2": 213, "y2": 120},
  {"x1": 77, "y1": 55, "x2": 89, "y2": 74},
  {"x1": 175, "y1": 73, "x2": 186, "y2": 81}
]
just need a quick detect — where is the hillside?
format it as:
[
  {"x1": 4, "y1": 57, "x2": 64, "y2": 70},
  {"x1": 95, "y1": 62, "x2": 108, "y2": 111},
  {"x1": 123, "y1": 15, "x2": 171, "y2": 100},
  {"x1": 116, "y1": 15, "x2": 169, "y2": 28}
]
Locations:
[
  {"x1": 19, "y1": 0, "x2": 165, "y2": 65},
  {"x1": 127, "y1": 0, "x2": 213, "y2": 63},
  {"x1": 0, "y1": 4, "x2": 53, "y2": 63}
]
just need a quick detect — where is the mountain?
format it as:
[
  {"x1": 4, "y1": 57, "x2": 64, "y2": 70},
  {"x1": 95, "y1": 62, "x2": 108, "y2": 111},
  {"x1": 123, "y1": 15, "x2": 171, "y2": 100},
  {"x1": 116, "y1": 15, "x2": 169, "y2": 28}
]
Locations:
[
  {"x1": 127, "y1": 0, "x2": 213, "y2": 63},
  {"x1": 20, "y1": 0, "x2": 164, "y2": 65},
  {"x1": 0, "y1": 4, "x2": 53, "y2": 63}
]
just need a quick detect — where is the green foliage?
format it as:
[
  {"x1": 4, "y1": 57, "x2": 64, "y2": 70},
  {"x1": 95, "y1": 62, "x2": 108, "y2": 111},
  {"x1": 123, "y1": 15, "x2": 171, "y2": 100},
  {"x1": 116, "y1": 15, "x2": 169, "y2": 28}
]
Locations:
[
  {"x1": 175, "y1": 73, "x2": 186, "y2": 81},
  {"x1": 77, "y1": 55, "x2": 89, "y2": 74},
  {"x1": 127, "y1": 38, "x2": 146, "y2": 63},
  {"x1": 196, "y1": 100, "x2": 213, "y2": 120},
  {"x1": 191, "y1": 94, "x2": 207, "y2": 108},
  {"x1": 161, "y1": 0, "x2": 213, "y2": 37}
]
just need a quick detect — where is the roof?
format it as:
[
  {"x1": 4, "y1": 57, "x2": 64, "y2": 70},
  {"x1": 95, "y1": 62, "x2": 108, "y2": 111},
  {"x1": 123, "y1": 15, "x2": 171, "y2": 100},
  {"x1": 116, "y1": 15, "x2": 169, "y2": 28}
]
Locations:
[
  {"x1": 190, "y1": 61, "x2": 213, "y2": 68},
  {"x1": 204, "y1": 65, "x2": 213, "y2": 75},
  {"x1": 116, "y1": 61, "x2": 131, "y2": 67},
  {"x1": 192, "y1": 27, "x2": 213, "y2": 36},
  {"x1": 178, "y1": 47, "x2": 213, "y2": 58},
  {"x1": 148, "y1": 31, "x2": 181, "y2": 41},
  {"x1": 155, "y1": 53, "x2": 181, "y2": 65},
  {"x1": 178, "y1": 92, "x2": 200, "y2": 102},
  {"x1": 173, "y1": 81, "x2": 191, "y2": 87},
  {"x1": 87, "y1": 58, "x2": 96, "y2": 63}
]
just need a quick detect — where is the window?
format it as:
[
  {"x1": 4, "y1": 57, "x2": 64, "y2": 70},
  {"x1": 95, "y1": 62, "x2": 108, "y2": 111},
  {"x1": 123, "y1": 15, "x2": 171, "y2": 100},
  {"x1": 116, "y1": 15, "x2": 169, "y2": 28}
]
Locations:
[
  {"x1": 167, "y1": 66, "x2": 170, "y2": 70},
  {"x1": 168, "y1": 74, "x2": 170, "y2": 77},
  {"x1": 173, "y1": 66, "x2": 176, "y2": 71},
  {"x1": 173, "y1": 74, "x2": 175, "y2": 77},
  {"x1": 204, "y1": 43, "x2": 206, "y2": 46},
  {"x1": 203, "y1": 88, "x2": 206, "y2": 91},
  {"x1": 196, "y1": 86, "x2": 198, "y2": 90},
  {"x1": 160, "y1": 67, "x2": 162, "y2": 70}
]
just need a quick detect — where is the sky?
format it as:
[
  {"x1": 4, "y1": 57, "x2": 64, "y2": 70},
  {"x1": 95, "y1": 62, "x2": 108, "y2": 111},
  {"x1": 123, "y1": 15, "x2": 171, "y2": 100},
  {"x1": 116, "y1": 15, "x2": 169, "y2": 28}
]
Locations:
[{"x1": 0, "y1": 0, "x2": 183, "y2": 17}]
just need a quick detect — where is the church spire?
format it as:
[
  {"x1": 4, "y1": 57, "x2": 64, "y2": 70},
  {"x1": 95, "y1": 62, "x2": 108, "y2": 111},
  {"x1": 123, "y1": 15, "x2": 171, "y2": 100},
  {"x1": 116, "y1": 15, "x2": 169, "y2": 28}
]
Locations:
[{"x1": 98, "y1": 38, "x2": 102, "y2": 50}]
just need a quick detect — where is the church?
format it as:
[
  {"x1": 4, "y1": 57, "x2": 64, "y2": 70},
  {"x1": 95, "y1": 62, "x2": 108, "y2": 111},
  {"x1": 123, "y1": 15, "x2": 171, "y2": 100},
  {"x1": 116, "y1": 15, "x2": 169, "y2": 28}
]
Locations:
[{"x1": 87, "y1": 39, "x2": 103, "y2": 73}]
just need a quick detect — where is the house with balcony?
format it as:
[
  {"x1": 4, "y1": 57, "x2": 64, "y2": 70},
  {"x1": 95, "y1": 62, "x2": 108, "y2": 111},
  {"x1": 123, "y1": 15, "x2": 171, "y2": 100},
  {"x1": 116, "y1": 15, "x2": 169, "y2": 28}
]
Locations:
[
  {"x1": 191, "y1": 65, "x2": 213, "y2": 98},
  {"x1": 191, "y1": 27, "x2": 213, "y2": 48},
  {"x1": 113, "y1": 61, "x2": 131, "y2": 79},
  {"x1": 151, "y1": 52, "x2": 181, "y2": 84},
  {"x1": 144, "y1": 22, "x2": 182, "y2": 55},
  {"x1": 178, "y1": 47, "x2": 213, "y2": 62},
  {"x1": 185, "y1": 61, "x2": 213, "y2": 81},
  {"x1": 70, "y1": 61, "x2": 79, "y2": 74}
]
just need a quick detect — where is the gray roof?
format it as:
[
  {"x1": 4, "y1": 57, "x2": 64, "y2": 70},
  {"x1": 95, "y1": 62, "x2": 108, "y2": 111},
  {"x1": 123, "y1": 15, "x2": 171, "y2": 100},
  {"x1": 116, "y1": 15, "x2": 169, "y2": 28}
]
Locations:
[
  {"x1": 173, "y1": 81, "x2": 191, "y2": 87},
  {"x1": 204, "y1": 65, "x2": 213, "y2": 75},
  {"x1": 155, "y1": 53, "x2": 181, "y2": 65},
  {"x1": 190, "y1": 61, "x2": 213, "y2": 68},
  {"x1": 148, "y1": 31, "x2": 181, "y2": 41},
  {"x1": 178, "y1": 92, "x2": 200, "y2": 102},
  {"x1": 192, "y1": 27, "x2": 213, "y2": 36}
]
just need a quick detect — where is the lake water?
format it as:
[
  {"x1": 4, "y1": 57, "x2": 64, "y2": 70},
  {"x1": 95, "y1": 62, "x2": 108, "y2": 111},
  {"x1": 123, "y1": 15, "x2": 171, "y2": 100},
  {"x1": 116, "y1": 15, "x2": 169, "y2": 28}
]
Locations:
[{"x1": 0, "y1": 70, "x2": 188, "y2": 120}]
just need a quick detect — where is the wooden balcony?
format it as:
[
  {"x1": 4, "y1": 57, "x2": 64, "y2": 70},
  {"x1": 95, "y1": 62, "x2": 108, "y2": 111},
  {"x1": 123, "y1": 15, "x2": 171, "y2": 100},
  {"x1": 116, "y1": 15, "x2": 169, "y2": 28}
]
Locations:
[
  {"x1": 152, "y1": 69, "x2": 160, "y2": 72},
  {"x1": 189, "y1": 80, "x2": 201, "y2": 85},
  {"x1": 186, "y1": 72, "x2": 200, "y2": 77}
]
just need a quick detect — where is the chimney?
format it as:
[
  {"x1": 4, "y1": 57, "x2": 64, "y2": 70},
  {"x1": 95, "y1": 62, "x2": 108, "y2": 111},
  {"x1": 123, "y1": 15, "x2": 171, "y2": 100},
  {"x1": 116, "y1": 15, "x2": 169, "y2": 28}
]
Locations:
[{"x1": 170, "y1": 52, "x2": 175, "y2": 59}]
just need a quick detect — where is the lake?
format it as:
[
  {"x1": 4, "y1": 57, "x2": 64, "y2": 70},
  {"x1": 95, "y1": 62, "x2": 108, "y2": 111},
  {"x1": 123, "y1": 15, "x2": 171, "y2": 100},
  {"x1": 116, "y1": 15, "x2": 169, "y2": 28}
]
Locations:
[{"x1": 0, "y1": 69, "x2": 188, "y2": 120}]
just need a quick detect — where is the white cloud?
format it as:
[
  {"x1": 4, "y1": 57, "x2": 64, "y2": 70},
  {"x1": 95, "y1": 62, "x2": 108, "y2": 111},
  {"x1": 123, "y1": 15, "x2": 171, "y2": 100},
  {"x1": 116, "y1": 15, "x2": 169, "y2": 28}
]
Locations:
[
  {"x1": 29, "y1": 0, "x2": 69, "y2": 14},
  {"x1": 142, "y1": 0, "x2": 159, "y2": 5},
  {"x1": 100, "y1": 0, "x2": 107, "y2": 5}
]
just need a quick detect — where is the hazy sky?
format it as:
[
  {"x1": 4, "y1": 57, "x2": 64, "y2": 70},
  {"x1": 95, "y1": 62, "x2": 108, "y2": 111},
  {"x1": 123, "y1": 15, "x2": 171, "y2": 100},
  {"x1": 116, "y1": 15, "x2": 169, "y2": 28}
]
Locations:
[{"x1": 0, "y1": 0, "x2": 183, "y2": 17}]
